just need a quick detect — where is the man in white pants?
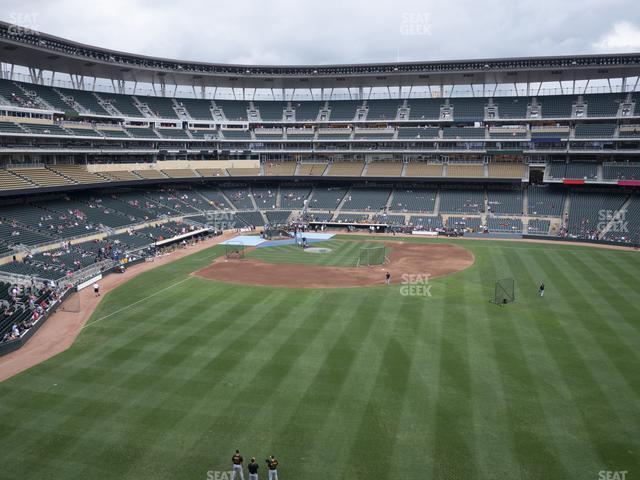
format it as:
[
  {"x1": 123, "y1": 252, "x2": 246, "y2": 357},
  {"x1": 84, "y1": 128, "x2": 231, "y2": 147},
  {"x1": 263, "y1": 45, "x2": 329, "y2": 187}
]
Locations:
[
  {"x1": 266, "y1": 455, "x2": 278, "y2": 480},
  {"x1": 538, "y1": 282, "x2": 545, "y2": 297},
  {"x1": 231, "y1": 450, "x2": 244, "y2": 480}
]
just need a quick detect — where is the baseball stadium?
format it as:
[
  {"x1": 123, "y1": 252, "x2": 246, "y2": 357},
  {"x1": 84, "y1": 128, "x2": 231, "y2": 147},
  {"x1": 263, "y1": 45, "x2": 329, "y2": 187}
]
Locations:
[{"x1": 0, "y1": 4, "x2": 639, "y2": 479}]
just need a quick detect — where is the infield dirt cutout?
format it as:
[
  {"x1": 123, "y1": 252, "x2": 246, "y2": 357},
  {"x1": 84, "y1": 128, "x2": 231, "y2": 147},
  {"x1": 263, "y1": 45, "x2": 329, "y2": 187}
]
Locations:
[{"x1": 194, "y1": 241, "x2": 475, "y2": 288}]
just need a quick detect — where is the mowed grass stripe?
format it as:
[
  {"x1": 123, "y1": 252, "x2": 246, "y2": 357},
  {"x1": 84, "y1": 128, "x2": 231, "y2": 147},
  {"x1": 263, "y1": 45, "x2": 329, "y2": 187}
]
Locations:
[
  {"x1": 515, "y1": 249, "x2": 640, "y2": 476},
  {"x1": 505, "y1": 248, "x2": 606, "y2": 476},
  {"x1": 463, "y1": 248, "x2": 520, "y2": 478},
  {"x1": 546, "y1": 253, "x2": 640, "y2": 395},
  {"x1": 263, "y1": 292, "x2": 391, "y2": 478},
  {"x1": 534, "y1": 252, "x2": 640, "y2": 421}
]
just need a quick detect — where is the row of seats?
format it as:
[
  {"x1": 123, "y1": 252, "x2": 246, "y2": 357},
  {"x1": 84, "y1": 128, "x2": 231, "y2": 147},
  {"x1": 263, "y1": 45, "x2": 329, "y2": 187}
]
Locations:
[
  {"x1": 0, "y1": 120, "x2": 630, "y2": 141},
  {"x1": 13, "y1": 161, "x2": 640, "y2": 195},
  {"x1": 2, "y1": 78, "x2": 633, "y2": 120}
]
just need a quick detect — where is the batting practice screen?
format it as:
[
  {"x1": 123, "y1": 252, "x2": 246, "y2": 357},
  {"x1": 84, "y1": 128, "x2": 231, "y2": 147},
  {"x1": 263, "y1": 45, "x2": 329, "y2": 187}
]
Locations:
[
  {"x1": 493, "y1": 278, "x2": 515, "y2": 304},
  {"x1": 358, "y1": 245, "x2": 387, "y2": 266},
  {"x1": 225, "y1": 242, "x2": 246, "y2": 259}
]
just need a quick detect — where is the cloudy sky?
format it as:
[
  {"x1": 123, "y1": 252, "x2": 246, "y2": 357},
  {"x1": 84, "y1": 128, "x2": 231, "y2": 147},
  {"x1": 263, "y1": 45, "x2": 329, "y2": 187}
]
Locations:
[{"x1": 2, "y1": 0, "x2": 640, "y2": 65}]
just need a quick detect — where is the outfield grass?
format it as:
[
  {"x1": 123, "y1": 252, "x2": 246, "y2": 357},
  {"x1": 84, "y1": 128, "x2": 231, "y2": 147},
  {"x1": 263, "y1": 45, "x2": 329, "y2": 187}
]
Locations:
[
  {"x1": 247, "y1": 239, "x2": 386, "y2": 267},
  {"x1": 0, "y1": 237, "x2": 639, "y2": 480}
]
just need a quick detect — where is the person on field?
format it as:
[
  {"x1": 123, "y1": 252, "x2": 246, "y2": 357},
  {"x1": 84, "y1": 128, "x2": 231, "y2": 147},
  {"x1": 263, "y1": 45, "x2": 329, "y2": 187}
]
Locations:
[
  {"x1": 93, "y1": 283, "x2": 100, "y2": 297},
  {"x1": 538, "y1": 282, "x2": 545, "y2": 297},
  {"x1": 266, "y1": 455, "x2": 279, "y2": 480},
  {"x1": 385, "y1": 271, "x2": 391, "y2": 285},
  {"x1": 248, "y1": 457, "x2": 259, "y2": 480},
  {"x1": 231, "y1": 450, "x2": 244, "y2": 480}
]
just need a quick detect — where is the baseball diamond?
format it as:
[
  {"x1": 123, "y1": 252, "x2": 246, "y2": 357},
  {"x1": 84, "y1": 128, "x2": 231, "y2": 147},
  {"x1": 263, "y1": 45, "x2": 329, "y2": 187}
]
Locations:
[{"x1": 0, "y1": 5, "x2": 640, "y2": 480}]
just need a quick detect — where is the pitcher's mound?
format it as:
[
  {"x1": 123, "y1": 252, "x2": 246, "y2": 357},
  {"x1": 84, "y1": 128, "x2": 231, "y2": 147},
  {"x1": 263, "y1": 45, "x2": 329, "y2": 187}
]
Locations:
[{"x1": 194, "y1": 242, "x2": 474, "y2": 288}]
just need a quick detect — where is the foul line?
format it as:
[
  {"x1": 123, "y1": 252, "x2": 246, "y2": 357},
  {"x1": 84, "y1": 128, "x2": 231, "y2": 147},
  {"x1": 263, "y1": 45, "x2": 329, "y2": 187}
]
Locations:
[{"x1": 82, "y1": 277, "x2": 193, "y2": 331}]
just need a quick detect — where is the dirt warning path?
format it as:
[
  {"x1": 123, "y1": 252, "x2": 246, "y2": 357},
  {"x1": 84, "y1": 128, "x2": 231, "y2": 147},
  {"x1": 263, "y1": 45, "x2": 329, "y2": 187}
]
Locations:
[{"x1": 194, "y1": 241, "x2": 475, "y2": 288}]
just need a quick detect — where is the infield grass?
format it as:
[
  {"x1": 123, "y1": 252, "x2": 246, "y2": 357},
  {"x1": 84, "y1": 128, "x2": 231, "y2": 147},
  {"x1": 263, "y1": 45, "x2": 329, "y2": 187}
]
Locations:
[
  {"x1": 0, "y1": 236, "x2": 638, "y2": 480},
  {"x1": 247, "y1": 239, "x2": 386, "y2": 267}
]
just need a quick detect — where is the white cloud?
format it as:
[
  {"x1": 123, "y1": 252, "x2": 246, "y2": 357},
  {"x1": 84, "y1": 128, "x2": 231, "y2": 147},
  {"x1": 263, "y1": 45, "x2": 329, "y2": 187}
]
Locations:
[
  {"x1": 1, "y1": 0, "x2": 640, "y2": 64},
  {"x1": 594, "y1": 22, "x2": 640, "y2": 52}
]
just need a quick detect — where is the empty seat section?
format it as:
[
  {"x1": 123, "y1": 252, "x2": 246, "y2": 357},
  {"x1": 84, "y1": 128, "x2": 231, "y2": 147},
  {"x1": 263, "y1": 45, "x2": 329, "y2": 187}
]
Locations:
[
  {"x1": 0, "y1": 169, "x2": 33, "y2": 190},
  {"x1": 390, "y1": 189, "x2": 436, "y2": 212},
  {"x1": 296, "y1": 163, "x2": 327, "y2": 176},
  {"x1": 308, "y1": 187, "x2": 348, "y2": 209},
  {"x1": 254, "y1": 101, "x2": 285, "y2": 121},
  {"x1": 99, "y1": 93, "x2": 143, "y2": 117},
  {"x1": 252, "y1": 187, "x2": 278, "y2": 209},
  {"x1": 263, "y1": 162, "x2": 296, "y2": 176},
  {"x1": 539, "y1": 95, "x2": 574, "y2": 118},
  {"x1": 488, "y1": 163, "x2": 526, "y2": 178},
  {"x1": 281, "y1": 188, "x2": 311, "y2": 209},
  {"x1": 397, "y1": 127, "x2": 439, "y2": 139},
  {"x1": 292, "y1": 101, "x2": 322, "y2": 121},
  {"x1": 57, "y1": 87, "x2": 109, "y2": 115},
  {"x1": 439, "y1": 189, "x2": 484, "y2": 213},
  {"x1": 527, "y1": 186, "x2": 565, "y2": 216},
  {"x1": 365, "y1": 162, "x2": 403, "y2": 176},
  {"x1": 584, "y1": 94, "x2": 622, "y2": 117},
  {"x1": 327, "y1": 100, "x2": 362, "y2": 120},
  {"x1": 9, "y1": 168, "x2": 72, "y2": 187},
  {"x1": 137, "y1": 95, "x2": 178, "y2": 118},
  {"x1": 180, "y1": 98, "x2": 214, "y2": 120},
  {"x1": 451, "y1": 98, "x2": 486, "y2": 121},
  {"x1": 49, "y1": 165, "x2": 107, "y2": 184},
  {"x1": 365, "y1": 100, "x2": 400, "y2": 120},
  {"x1": 574, "y1": 123, "x2": 616, "y2": 138},
  {"x1": 326, "y1": 162, "x2": 364, "y2": 176},
  {"x1": 447, "y1": 163, "x2": 485, "y2": 177},
  {"x1": 161, "y1": 169, "x2": 199, "y2": 178},
  {"x1": 341, "y1": 189, "x2": 390, "y2": 211},
  {"x1": 216, "y1": 100, "x2": 249, "y2": 121},
  {"x1": 493, "y1": 97, "x2": 529, "y2": 119},
  {"x1": 487, "y1": 189, "x2": 523, "y2": 215},
  {"x1": 404, "y1": 163, "x2": 443, "y2": 177},
  {"x1": 407, "y1": 98, "x2": 441, "y2": 120}
]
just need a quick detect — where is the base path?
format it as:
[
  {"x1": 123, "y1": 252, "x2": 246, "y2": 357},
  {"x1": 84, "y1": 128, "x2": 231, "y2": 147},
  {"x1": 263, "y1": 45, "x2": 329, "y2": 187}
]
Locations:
[
  {"x1": 0, "y1": 233, "x2": 236, "y2": 382},
  {"x1": 194, "y1": 241, "x2": 475, "y2": 288}
]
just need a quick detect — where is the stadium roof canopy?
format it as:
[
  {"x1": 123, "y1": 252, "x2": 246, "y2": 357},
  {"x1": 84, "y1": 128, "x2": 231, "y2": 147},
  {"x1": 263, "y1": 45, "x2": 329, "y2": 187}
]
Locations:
[{"x1": 2, "y1": 21, "x2": 640, "y2": 90}]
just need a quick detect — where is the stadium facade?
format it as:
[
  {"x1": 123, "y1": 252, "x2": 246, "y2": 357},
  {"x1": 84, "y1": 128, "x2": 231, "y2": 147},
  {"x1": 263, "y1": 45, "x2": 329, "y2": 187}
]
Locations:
[{"x1": 0, "y1": 20, "x2": 639, "y2": 306}]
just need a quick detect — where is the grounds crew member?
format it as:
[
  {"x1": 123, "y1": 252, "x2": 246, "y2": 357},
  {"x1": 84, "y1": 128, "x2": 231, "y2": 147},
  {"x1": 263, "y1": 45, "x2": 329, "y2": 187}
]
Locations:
[
  {"x1": 248, "y1": 457, "x2": 259, "y2": 480},
  {"x1": 231, "y1": 450, "x2": 244, "y2": 480},
  {"x1": 266, "y1": 455, "x2": 279, "y2": 480}
]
